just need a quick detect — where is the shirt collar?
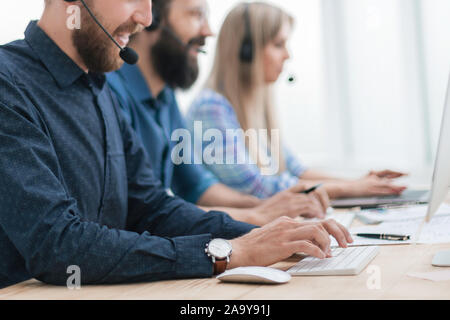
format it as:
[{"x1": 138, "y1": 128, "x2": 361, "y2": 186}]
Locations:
[
  {"x1": 24, "y1": 20, "x2": 85, "y2": 89},
  {"x1": 117, "y1": 63, "x2": 171, "y2": 108}
]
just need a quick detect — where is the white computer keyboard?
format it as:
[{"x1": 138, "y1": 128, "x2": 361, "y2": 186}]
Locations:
[{"x1": 288, "y1": 246, "x2": 380, "y2": 276}]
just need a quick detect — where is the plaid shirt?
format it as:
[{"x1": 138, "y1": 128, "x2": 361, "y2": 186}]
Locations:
[{"x1": 186, "y1": 89, "x2": 307, "y2": 199}]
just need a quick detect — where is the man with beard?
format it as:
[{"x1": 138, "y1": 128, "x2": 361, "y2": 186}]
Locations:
[
  {"x1": 107, "y1": 0, "x2": 332, "y2": 226},
  {"x1": 0, "y1": 0, "x2": 351, "y2": 289}
]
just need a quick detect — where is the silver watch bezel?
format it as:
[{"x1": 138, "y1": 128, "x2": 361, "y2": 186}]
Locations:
[{"x1": 205, "y1": 238, "x2": 233, "y2": 263}]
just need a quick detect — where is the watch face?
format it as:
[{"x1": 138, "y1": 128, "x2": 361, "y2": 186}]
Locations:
[{"x1": 208, "y1": 239, "x2": 232, "y2": 259}]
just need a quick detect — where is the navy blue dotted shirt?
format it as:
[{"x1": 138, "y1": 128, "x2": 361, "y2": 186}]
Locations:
[{"x1": 0, "y1": 21, "x2": 255, "y2": 289}]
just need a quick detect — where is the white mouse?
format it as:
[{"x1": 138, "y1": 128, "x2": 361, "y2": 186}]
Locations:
[{"x1": 216, "y1": 267, "x2": 291, "y2": 284}]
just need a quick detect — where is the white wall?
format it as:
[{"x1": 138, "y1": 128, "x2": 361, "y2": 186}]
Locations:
[
  {"x1": 178, "y1": 0, "x2": 450, "y2": 185},
  {"x1": 1, "y1": 0, "x2": 449, "y2": 185},
  {"x1": 0, "y1": 1, "x2": 43, "y2": 44}
]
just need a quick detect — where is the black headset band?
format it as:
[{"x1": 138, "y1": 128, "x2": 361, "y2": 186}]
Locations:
[
  {"x1": 243, "y1": 3, "x2": 251, "y2": 36},
  {"x1": 240, "y1": 3, "x2": 253, "y2": 63},
  {"x1": 146, "y1": 6, "x2": 161, "y2": 31}
]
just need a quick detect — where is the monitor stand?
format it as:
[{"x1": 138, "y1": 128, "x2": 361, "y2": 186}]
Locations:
[{"x1": 432, "y1": 250, "x2": 450, "y2": 267}]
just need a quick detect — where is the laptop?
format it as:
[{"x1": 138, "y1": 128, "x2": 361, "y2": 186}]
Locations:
[{"x1": 330, "y1": 189, "x2": 430, "y2": 209}]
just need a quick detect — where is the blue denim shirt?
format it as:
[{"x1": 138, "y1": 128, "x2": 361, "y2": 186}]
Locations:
[
  {"x1": 0, "y1": 21, "x2": 255, "y2": 289},
  {"x1": 107, "y1": 65, "x2": 219, "y2": 204}
]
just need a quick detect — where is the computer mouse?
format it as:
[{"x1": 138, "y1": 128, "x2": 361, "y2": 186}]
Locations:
[{"x1": 216, "y1": 267, "x2": 291, "y2": 284}]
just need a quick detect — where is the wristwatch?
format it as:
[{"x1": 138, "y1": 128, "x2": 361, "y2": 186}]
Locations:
[{"x1": 205, "y1": 238, "x2": 233, "y2": 275}]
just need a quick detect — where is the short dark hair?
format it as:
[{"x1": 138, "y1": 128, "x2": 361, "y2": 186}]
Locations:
[{"x1": 153, "y1": 0, "x2": 174, "y2": 23}]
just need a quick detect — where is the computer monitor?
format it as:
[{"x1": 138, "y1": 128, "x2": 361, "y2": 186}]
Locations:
[
  {"x1": 425, "y1": 74, "x2": 450, "y2": 223},
  {"x1": 424, "y1": 73, "x2": 450, "y2": 267}
]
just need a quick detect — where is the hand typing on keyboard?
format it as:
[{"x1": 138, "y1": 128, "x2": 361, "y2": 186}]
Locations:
[{"x1": 227, "y1": 217, "x2": 354, "y2": 270}]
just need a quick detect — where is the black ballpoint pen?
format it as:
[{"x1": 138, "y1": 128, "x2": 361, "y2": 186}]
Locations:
[
  {"x1": 301, "y1": 184, "x2": 323, "y2": 194},
  {"x1": 354, "y1": 233, "x2": 411, "y2": 241}
]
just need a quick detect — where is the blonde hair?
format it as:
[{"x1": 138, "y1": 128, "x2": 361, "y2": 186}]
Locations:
[{"x1": 207, "y1": 2, "x2": 294, "y2": 174}]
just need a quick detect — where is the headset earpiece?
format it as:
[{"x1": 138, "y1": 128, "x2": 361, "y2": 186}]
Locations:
[
  {"x1": 146, "y1": 7, "x2": 161, "y2": 32},
  {"x1": 239, "y1": 3, "x2": 253, "y2": 63}
]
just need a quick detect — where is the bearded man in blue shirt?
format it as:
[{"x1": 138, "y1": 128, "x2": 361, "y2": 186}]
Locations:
[
  {"x1": 0, "y1": 0, "x2": 351, "y2": 289},
  {"x1": 106, "y1": 0, "x2": 333, "y2": 226}
]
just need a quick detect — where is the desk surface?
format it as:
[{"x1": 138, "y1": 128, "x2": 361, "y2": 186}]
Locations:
[
  {"x1": 2, "y1": 204, "x2": 450, "y2": 300},
  {"x1": 1, "y1": 244, "x2": 449, "y2": 300}
]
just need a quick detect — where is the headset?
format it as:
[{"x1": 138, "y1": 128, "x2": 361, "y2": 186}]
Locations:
[
  {"x1": 64, "y1": 0, "x2": 139, "y2": 65},
  {"x1": 239, "y1": 3, "x2": 295, "y2": 83},
  {"x1": 240, "y1": 3, "x2": 253, "y2": 63},
  {"x1": 145, "y1": 6, "x2": 161, "y2": 32}
]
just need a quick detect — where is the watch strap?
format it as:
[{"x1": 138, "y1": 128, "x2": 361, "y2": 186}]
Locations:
[{"x1": 213, "y1": 259, "x2": 228, "y2": 275}]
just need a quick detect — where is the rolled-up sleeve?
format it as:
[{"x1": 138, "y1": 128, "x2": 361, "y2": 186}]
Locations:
[
  {"x1": 284, "y1": 146, "x2": 307, "y2": 178},
  {"x1": 171, "y1": 148, "x2": 220, "y2": 204},
  {"x1": 170, "y1": 101, "x2": 219, "y2": 204}
]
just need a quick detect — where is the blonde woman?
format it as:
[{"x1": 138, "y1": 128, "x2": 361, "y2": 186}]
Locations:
[{"x1": 186, "y1": 2, "x2": 406, "y2": 200}]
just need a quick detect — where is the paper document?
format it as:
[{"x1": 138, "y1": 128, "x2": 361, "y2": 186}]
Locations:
[
  {"x1": 331, "y1": 214, "x2": 450, "y2": 247},
  {"x1": 407, "y1": 271, "x2": 450, "y2": 282},
  {"x1": 355, "y1": 204, "x2": 450, "y2": 224}
]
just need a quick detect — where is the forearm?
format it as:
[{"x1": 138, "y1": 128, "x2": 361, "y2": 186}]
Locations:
[
  {"x1": 34, "y1": 223, "x2": 215, "y2": 285},
  {"x1": 300, "y1": 169, "x2": 346, "y2": 182},
  {"x1": 198, "y1": 205, "x2": 264, "y2": 226},
  {"x1": 197, "y1": 184, "x2": 261, "y2": 209},
  {"x1": 126, "y1": 174, "x2": 256, "y2": 239},
  {"x1": 1, "y1": 194, "x2": 216, "y2": 286},
  {"x1": 299, "y1": 170, "x2": 352, "y2": 199},
  {"x1": 8, "y1": 200, "x2": 254, "y2": 286}
]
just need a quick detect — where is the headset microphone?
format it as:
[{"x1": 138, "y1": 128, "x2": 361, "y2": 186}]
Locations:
[{"x1": 64, "y1": 0, "x2": 139, "y2": 65}]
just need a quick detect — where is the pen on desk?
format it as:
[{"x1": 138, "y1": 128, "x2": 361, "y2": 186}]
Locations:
[
  {"x1": 300, "y1": 184, "x2": 323, "y2": 194},
  {"x1": 354, "y1": 233, "x2": 411, "y2": 241}
]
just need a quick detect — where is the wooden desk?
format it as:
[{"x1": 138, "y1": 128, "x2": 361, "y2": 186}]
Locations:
[
  {"x1": 2, "y1": 192, "x2": 450, "y2": 300},
  {"x1": 1, "y1": 242, "x2": 449, "y2": 300}
]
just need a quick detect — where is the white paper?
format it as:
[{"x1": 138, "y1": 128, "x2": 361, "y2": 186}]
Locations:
[
  {"x1": 408, "y1": 271, "x2": 450, "y2": 282},
  {"x1": 331, "y1": 214, "x2": 450, "y2": 247},
  {"x1": 355, "y1": 204, "x2": 450, "y2": 224}
]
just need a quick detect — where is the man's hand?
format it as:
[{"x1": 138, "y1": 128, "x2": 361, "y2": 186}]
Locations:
[
  {"x1": 254, "y1": 183, "x2": 330, "y2": 225},
  {"x1": 227, "y1": 217, "x2": 353, "y2": 269}
]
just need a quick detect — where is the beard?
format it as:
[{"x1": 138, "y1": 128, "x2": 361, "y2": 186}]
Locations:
[
  {"x1": 72, "y1": 2, "x2": 141, "y2": 73},
  {"x1": 151, "y1": 26, "x2": 205, "y2": 90}
]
